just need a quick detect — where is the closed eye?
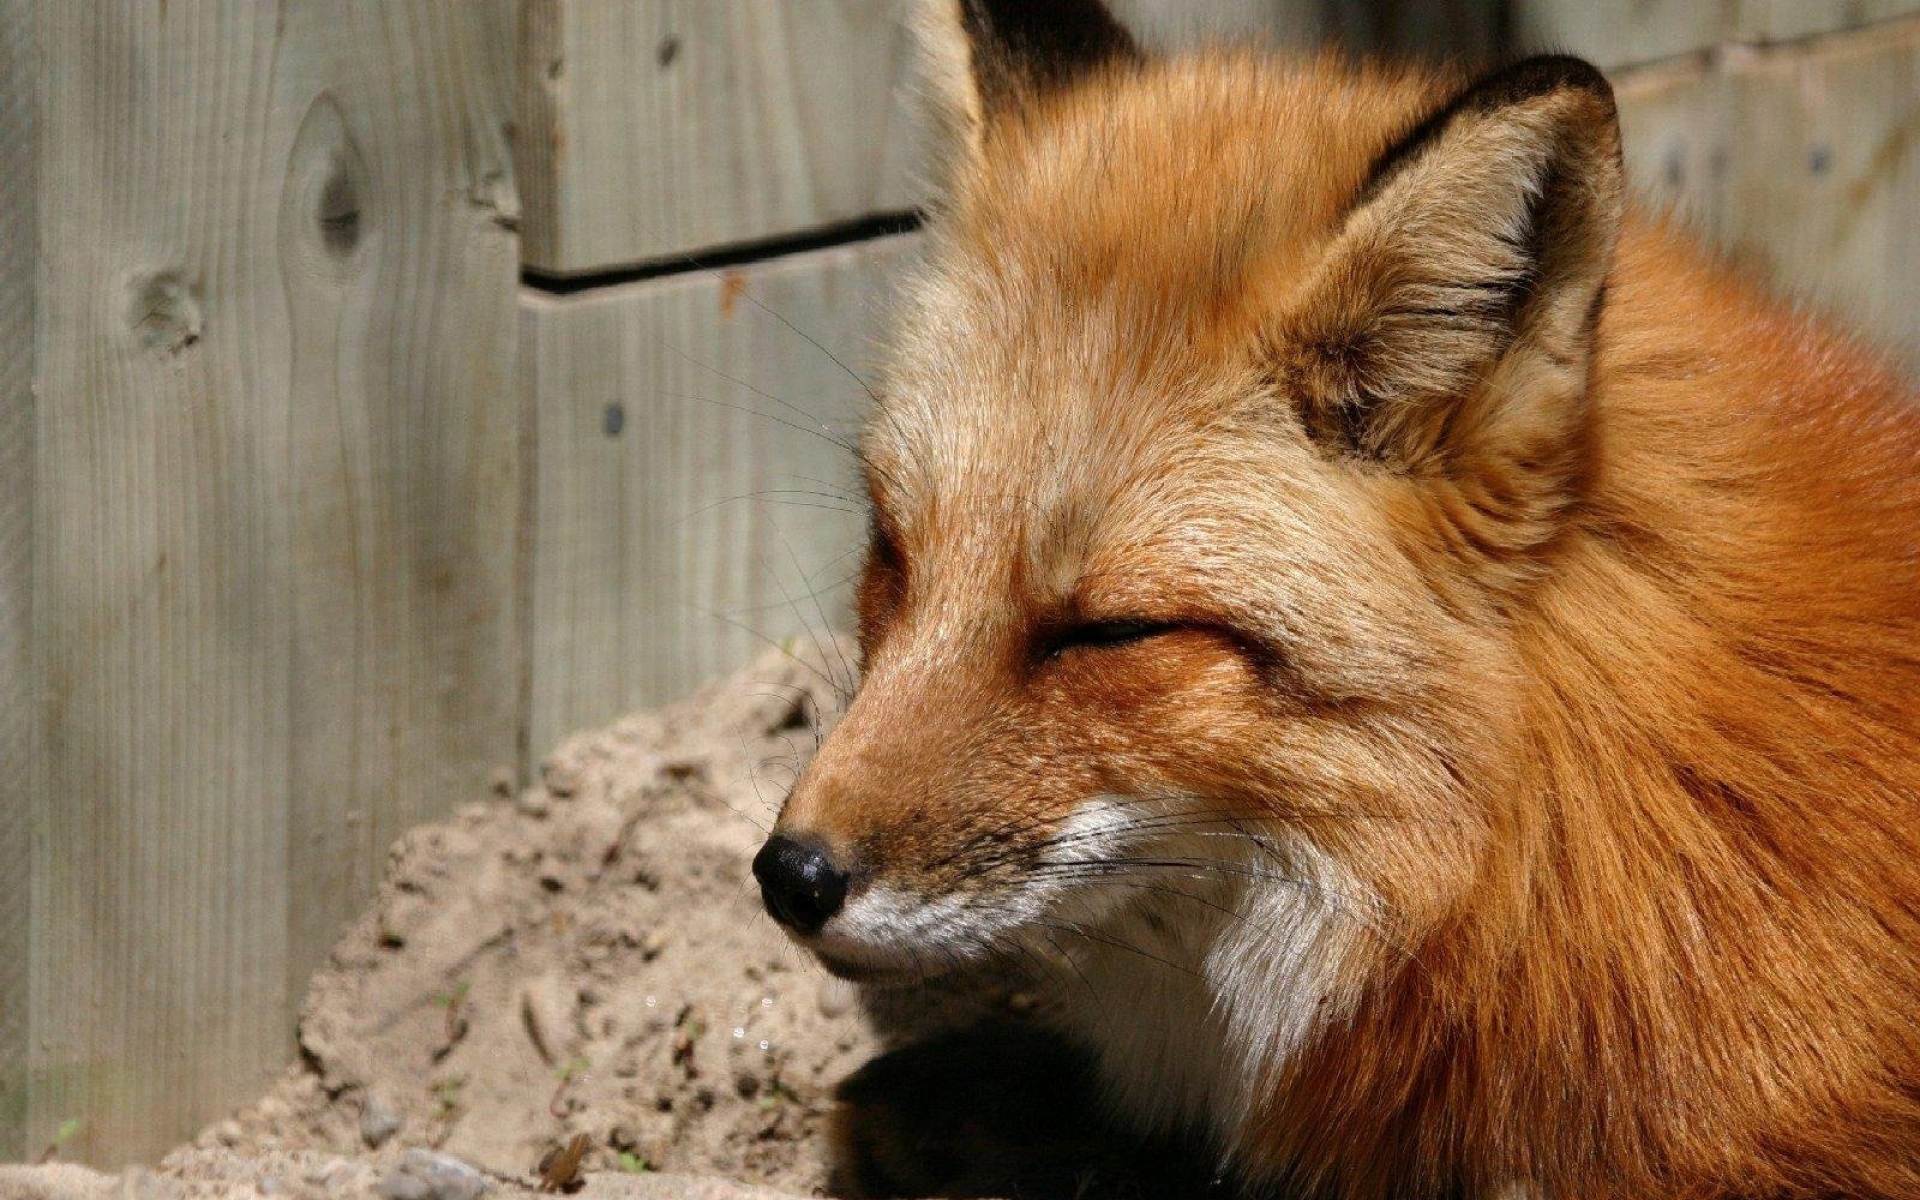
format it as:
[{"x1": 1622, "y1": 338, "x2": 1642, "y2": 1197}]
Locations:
[{"x1": 1040, "y1": 619, "x2": 1179, "y2": 660}]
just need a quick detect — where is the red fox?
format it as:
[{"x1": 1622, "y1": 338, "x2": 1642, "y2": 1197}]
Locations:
[{"x1": 752, "y1": 2, "x2": 1920, "y2": 1196}]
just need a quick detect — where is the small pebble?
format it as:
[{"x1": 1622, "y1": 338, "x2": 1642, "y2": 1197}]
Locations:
[
  {"x1": 521, "y1": 971, "x2": 574, "y2": 1066},
  {"x1": 377, "y1": 1149, "x2": 490, "y2": 1200},
  {"x1": 541, "y1": 760, "x2": 583, "y2": 798},
  {"x1": 359, "y1": 1091, "x2": 403, "y2": 1148}
]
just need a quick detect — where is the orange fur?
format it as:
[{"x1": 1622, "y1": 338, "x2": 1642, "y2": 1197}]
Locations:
[{"x1": 765, "y1": 5, "x2": 1920, "y2": 1196}]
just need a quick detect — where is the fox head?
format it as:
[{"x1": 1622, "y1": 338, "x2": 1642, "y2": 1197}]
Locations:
[{"x1": 755, "y1": 0, "x2": 1622, "y2": 999}]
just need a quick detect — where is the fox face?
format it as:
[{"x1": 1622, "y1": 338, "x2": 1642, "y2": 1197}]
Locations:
[
  {"x1": 755, "y1": 2, "x2": 1920, "y2": 1196},
  {"x1": 757, "y1": 4, "x2": 1612, "y2": 994}
]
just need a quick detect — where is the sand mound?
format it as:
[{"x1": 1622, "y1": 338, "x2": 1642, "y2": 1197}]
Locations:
[
  {"x1": 1, "y1": 642, "x2": 1213, "y2": 1200},
  {"x1": 193, "y1": 638, "x2": 1010, "y2": 1192},
  {"x1": 273, "y1": 638, "x2": 903, "y2": 1187}
]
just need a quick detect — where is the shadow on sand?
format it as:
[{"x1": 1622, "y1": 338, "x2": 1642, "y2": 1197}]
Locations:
[{"x1": 827, "y1": 1020, "x2": 1247, "y2": 1199}]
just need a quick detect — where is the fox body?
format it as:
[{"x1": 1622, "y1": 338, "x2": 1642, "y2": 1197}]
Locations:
[{"x1": 752, "y1": 2, "x2": 1920, "y2": 1196}]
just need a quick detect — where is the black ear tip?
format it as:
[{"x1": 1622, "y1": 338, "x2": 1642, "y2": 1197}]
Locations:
[
  {"x1": 1473, "y1": 54, "x2": 1615, "y2": 111},
  {"x1": 957, "y1": 0, "x2": 1140, "y2": 102},
  {"x1": 1359, "y1": 52, "x2": 1618, "y2": 204},
  {"x1": 961, "y1": 0, "x2": 1134, "y2": 47}
]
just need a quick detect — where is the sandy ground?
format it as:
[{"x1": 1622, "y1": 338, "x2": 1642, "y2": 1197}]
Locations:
[{"x1": 1, "y1": 642, "x2": 1217, "y2": 1200}]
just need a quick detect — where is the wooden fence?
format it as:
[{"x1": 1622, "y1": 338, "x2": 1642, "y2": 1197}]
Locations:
[{"x1": 3, "y1": 0, "x2": 1915, "y2": 1168}]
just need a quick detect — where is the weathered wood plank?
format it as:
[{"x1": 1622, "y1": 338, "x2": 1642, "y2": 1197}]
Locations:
[
  {"x1": 1755, "y1": 0, "x2": 1920, "y2": 41},
  {"x1": 1514, "y1": 2, "x2": 1740, "y2": 70},
  {"x1": 515, "y1": 1, "x2": 1501, "y2": 277},
  {"x1": 1713, "y1": 28, "x2": 1920, "y2": 370},
  {"x1": 0, "y1": 0, "x2": 38, "y2": 1162},
  {"x1": 1112, "y1": 0, "x2": 1339, "y2": 46},
  {"x1": 1513, "y1": 0, "x2": 1920, "y2": 69},
  {"x1": 522, "y1": 236, "x2": 915, "y2": 760},
  {"x1": 518, "y1": 1, "x2": 923, "y2": 275},
  {"x1": 1112, "y1": 0, "x2": 1499, "y2": 57},
  {"x1": 1611, "y1": 54, "x2": 1734, "y2": 226},
  {"x1": 1614, "y1": 17, "x2": 1920, "y2": 371},
  {"x1": 28, "y1": 0, "x2": 521, "y2": 1166},
  {"x1": 1339, "y1": 0, "x2": 1504, "y2": 60}
]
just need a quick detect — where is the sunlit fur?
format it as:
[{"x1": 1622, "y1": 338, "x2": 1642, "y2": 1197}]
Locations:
[{"x1": 767, "y1": 5, "x2": 1920, "y2": 1197}]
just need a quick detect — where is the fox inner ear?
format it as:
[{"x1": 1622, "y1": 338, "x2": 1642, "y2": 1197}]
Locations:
[
  {"x1": 1270, "y1": 56, "x2": 1623, "y2": 505},
  {"x1": 913, "y1": 0, "x2": 1139, "y2": 171}
]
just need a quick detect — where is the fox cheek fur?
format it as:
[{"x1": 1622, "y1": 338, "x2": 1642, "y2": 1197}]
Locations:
[{"x1": 755, "y1": 1, "x2": 1920, "y2": 1197}]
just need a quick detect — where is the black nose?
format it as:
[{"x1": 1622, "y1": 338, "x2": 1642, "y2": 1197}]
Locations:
[{"x1": 752, "y1": 834, "x2": 851, "y2": 934}]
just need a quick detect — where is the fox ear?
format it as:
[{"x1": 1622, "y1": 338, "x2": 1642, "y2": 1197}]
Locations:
[
  {"x1": 1270, "y1": 56, "x2": 1623, "y2": 548},
  {"x1": 912, "y1": 0, "x2": 1139, "y2": 172}
]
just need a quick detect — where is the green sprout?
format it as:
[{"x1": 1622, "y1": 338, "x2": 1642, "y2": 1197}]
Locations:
[
  {"x1": 40, "y1": 1117, "x2": 84, "y2": 1160},
  {"x1": 433, "y1": 1076, "x2": 466, "y2": 1119},
  {"x1": 758, "y1": 1077, "x2": 802, "y2": 1110}
]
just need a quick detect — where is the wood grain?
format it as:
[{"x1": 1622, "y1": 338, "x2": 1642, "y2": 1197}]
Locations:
[
  {"x1": 27, "y1": 0, "x2": 521, "y2": 1165},
  {"x1": 1513, "y1": 0, "x2": 1920, "y2": 69},
  {"x1": 518, "y1": 1, "x2": 923, "y2": 274},
  {"x1": 1112, "y1": 0, "x2": 1499, "y2": 57},
  {"x1": 515, "y1": 1, "x2": 1503, "y2": 277},
  {"x1": 0, "y1": 0, "x2": 37, "y2": 1161},
  {"x1": 522, "y1": 235, "x2": 916, "y2": 760},
  {"x1": 1112, "y1": 0, "x2": 1347, "y2": 47},
  {"x1": 1615, "y1": 17, "x2": 1920, "y2": 371}
]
